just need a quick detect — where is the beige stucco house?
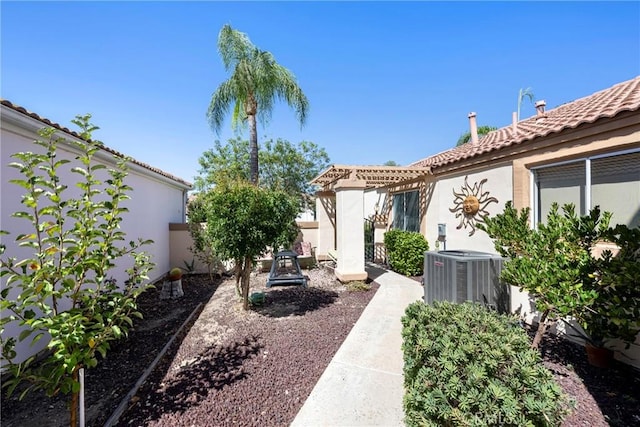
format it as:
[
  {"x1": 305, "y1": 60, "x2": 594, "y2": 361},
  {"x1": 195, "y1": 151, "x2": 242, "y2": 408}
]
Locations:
[
  {"x1": 1, "y1": 100, "x2": 192, "y2": 364},
  {"x1": 312, "y1": 76, "x2": 640, "y2": 365}
]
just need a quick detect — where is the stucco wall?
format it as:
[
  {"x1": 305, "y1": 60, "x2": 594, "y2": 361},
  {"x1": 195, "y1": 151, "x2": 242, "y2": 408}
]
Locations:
[
  {"x1": 1, "y1": 116, "x2": 188, "y2": 364},
  {"x1": 425, "y1": 121, "x2": 640, "y2": 368},
  {"x1": 297, "y1": 221, "x2": 319, "y2": 252},
  {"x1": 169, "y1": 221, "x2": 319, "y2": 275},
  {"x1": 363, "y1": 188, "x2": 387, "y2": 218},
  {"x1": 424, "y1": 164, "x2": 513, "y2": 252}
]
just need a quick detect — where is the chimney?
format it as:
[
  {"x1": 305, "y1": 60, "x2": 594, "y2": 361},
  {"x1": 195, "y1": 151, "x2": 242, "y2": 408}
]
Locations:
[
  {"x1": 468, "y1": 112, "x2": 478, "y2": 144},
  {"x1": 512, "y1": 111, "x2": 518, "y2": 134},
  {"x1": 535, "y1": 100, "x2": 546, "y2": 117}
]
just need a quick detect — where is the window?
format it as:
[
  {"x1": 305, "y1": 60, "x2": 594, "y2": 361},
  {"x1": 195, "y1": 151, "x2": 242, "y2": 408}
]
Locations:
[
  {"x1": 536, "y1": 161, "x2": 586, "y2": 220},
  {"x1": 534, "y1": 151, "x2": 640, "y2": 228},
  {"x1": 591, "y1": 152, "x2": 640, "y2": 227},
  {"x1": 392, "y1": 190, "x2": 420, "y2": 232}
]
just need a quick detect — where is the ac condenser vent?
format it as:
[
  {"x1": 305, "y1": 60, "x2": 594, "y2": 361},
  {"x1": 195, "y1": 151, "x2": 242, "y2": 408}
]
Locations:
[{"x1": 423, "y1": 250, "x2": 509, "y2": 313}]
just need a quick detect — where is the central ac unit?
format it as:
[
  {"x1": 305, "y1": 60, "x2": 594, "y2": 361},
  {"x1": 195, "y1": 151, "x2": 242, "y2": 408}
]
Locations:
[{"x1": 423, "y1": 250, "x2": 509, "y2": 312}]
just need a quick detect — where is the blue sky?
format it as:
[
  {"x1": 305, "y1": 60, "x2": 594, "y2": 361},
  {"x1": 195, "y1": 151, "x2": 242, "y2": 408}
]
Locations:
[{"x1": 2, "y1": 1, "x2": 639, "y2": 185}]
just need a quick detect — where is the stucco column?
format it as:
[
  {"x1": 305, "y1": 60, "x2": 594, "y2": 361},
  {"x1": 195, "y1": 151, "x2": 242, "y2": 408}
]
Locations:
[
  {"x1": 334, "y1": 179, "x2": 368, "y2": 282},
  {"x1": 315, "y1": 190, "x2": 336, "y2": 262}
]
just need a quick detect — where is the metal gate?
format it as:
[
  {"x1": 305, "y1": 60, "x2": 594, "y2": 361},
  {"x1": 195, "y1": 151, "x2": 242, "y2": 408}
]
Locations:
[{"x1": 364, "y1": 218, "x2": 374, "y2": 262}]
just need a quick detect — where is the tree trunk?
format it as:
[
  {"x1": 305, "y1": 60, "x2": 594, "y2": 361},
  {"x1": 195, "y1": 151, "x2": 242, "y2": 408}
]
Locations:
[
  {"x1": 531, "y1": 309, "x2": 550, "y2": 349},
  {"x1": 241, "y1": 255, "x2": 252, "y2": 310},
  {"x1": 234, "y1": 257, "x2": 242, "y2": 296},
  {"x1": 248, "y1": 113, "x2": 259, "y2": 185},
  {"x1": 70, "y1": 366, "x2": 79, "y2": 427}
]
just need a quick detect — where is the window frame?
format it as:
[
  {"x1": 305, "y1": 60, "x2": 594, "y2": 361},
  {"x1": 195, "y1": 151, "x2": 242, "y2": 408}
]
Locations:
[
  {"x1": 392, "y1": 189, "x2": 421, "y2": 232},
  {"x1": 531, "y1": 148, "x2": 640, "y2": 227}
]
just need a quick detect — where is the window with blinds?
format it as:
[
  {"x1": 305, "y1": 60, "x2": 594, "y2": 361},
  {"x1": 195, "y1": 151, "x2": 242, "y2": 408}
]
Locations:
[
  {"x1": 591, "y1": 152, "x2": 640, "y2": 228},
  {"x1": 535, "y1": 151, "x2": 640, "y2": 227},
  {"x1": 536, "y1": 161, "x2": 586, "y2": 222}
]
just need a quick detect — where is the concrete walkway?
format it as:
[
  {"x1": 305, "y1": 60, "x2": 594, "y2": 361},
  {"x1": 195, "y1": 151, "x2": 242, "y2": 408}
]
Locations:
[{"x1": 291, "y1": 264, "x2": 423, "y2": 427}]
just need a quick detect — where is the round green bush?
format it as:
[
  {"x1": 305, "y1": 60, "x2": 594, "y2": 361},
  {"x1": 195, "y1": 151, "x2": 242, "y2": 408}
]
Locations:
[
  {"x1": 384, "y1": 230, "x2": 429, "y2": 276},
  {"x1": 401, "y1": 301, "x2": 569, "y2": 426}
]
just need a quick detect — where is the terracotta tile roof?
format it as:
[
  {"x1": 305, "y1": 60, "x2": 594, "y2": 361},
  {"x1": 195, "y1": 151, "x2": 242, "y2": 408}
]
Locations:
[
  {"x1": 410, "y1": 76, "x2": 640, "y2": 170},
  {"x1": 1, "y1": 100, "x2": 192, "y2": 188}
]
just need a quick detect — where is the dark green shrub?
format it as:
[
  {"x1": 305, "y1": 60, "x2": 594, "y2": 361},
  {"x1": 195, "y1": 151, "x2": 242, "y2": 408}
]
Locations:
[
  {"x1": 384, "y1": 230, "x2": 429, "y2": 276},
  {"x1": 383, "y1": 229, "x2": 402, "y2": 254},
  {"x1": 402, "y1": 301, "x2": 568, "y2": 426}
]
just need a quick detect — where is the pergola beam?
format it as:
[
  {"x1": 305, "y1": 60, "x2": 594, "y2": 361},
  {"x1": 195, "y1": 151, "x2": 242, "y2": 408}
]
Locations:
[{"x1": 311, "y1": 165, "x2": 432, "y2": 191}]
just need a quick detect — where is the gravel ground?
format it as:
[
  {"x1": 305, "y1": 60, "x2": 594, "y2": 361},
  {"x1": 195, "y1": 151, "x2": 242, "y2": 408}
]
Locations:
[
  {"x1": 2, "y1": 266, "x2": 639, "y2": 426},
  {"x1": 115, "y1": 266, "x2": 376, "y2": 426},
  {"x1": 1, "y1": 273, "x2": 222, "y2": 427},
  {"x1": 536, "y1": 329, "x2": 640, "y2": 427}
]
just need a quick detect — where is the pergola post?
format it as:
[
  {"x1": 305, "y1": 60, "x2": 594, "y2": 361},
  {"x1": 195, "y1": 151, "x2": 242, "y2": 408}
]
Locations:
[
  {"x1": 315, "y1": 190, "x2": 336, "y2": 262},
  {"x1": 334, "y1": 178, "x2": 368, "y2": 282}
]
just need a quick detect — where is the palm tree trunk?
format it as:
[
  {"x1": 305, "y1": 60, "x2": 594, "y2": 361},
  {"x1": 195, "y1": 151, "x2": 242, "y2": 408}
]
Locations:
[{"x1": 248, "y1": 113, "x2": 259, "y2": 185}]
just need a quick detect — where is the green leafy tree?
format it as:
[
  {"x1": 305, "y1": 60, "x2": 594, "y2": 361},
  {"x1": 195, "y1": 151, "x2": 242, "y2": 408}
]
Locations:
[
  {"x1": 207, "y1": 24, "x2": 309, "y2": 185},
  {"x1": 478, "y1": 202, "x2": 611, "y2": 349},
  {"x1": 456, "y1": 125, "x2": 497, "y2": 146},
  {"x1": 201, "y1": 181, "x2": 299, "y2": 310},
  {"x1": 383, "y1": 160, "x2": 399, "y2": 166},
  {"x1": 574, "y1": 224, "x2": 640, "y2": 348},
  {"x1": 194, "y1": 137, "x2": 329, "y2": 209},
  {"x1": 194, "y1": 138, "x2": 251, "y2": 188},
  {"x1": 0, "y1": 116, "x2": 154, "y2": 427}
]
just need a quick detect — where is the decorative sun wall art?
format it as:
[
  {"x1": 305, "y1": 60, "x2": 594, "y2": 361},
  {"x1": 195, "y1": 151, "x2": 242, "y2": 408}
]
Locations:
[{"x1": 449, "y1": 176, "x2": 498, "y2": 236}]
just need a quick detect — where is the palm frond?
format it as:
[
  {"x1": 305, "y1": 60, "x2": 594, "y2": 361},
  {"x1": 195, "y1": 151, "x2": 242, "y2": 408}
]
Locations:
[
  {"x1": 207, "y1": 79, "x2": 236, "y2": 133},
  {"x1": 210, "y1": 24, "x2": 309, "y2": 132},
  {"x1": 217, "y1": 24, "x2": 254, "y2": 71},
  {"x1": 517, "y1": 87, "x2": 536, "y2": 120}
]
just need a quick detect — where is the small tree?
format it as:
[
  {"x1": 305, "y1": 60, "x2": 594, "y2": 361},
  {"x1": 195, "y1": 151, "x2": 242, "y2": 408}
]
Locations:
[
  {"x1": 186, "y1": 194, "x2": 225, "y2": 281},
  {"x1": 202, "y1": 181, "x2": 298, "y2": 310},
  {"x1": 577, "y1": 224, "x2": 640, "y2": 348},
  {"x1": 478, "y1": 202, "x2": 610, "y2": 348},
  {"x1": 0, "y1": 116, "x2": 154, "y2": 427}
]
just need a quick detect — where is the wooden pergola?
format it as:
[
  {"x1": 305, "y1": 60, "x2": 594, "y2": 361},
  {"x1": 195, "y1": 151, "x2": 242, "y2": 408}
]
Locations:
[{"x1": 311, "y1": 165, "x2": 432, "y2": 191}]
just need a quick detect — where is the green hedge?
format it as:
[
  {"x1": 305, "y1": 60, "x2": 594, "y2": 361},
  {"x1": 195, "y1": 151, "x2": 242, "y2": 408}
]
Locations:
[
  {"x1": 402, "y1": 301, "x2": 568, "y2": 426},
  {"x1": 384, "y1": 230, "x2": 429, "y2": 276}
]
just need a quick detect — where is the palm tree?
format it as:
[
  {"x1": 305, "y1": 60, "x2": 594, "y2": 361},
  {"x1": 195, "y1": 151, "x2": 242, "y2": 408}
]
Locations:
[
  {"x1": 517, "y1": 87, "x2": 535, "y2": 121},
  {"x1": 207, "y1": 24, "x2": 309, "y2": 185},
  {"x1": 456, "y1": 125, "x2": 497, "y2": 146}
]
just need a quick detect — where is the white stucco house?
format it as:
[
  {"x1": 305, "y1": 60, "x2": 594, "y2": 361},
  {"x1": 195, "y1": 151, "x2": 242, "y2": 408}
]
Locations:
[
  {"x1": 1, "y1": 100, "x2": 192, "y2": 363},
  {"x1": 312, "y1": 76, "x2": 640, "y2": 366}
]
